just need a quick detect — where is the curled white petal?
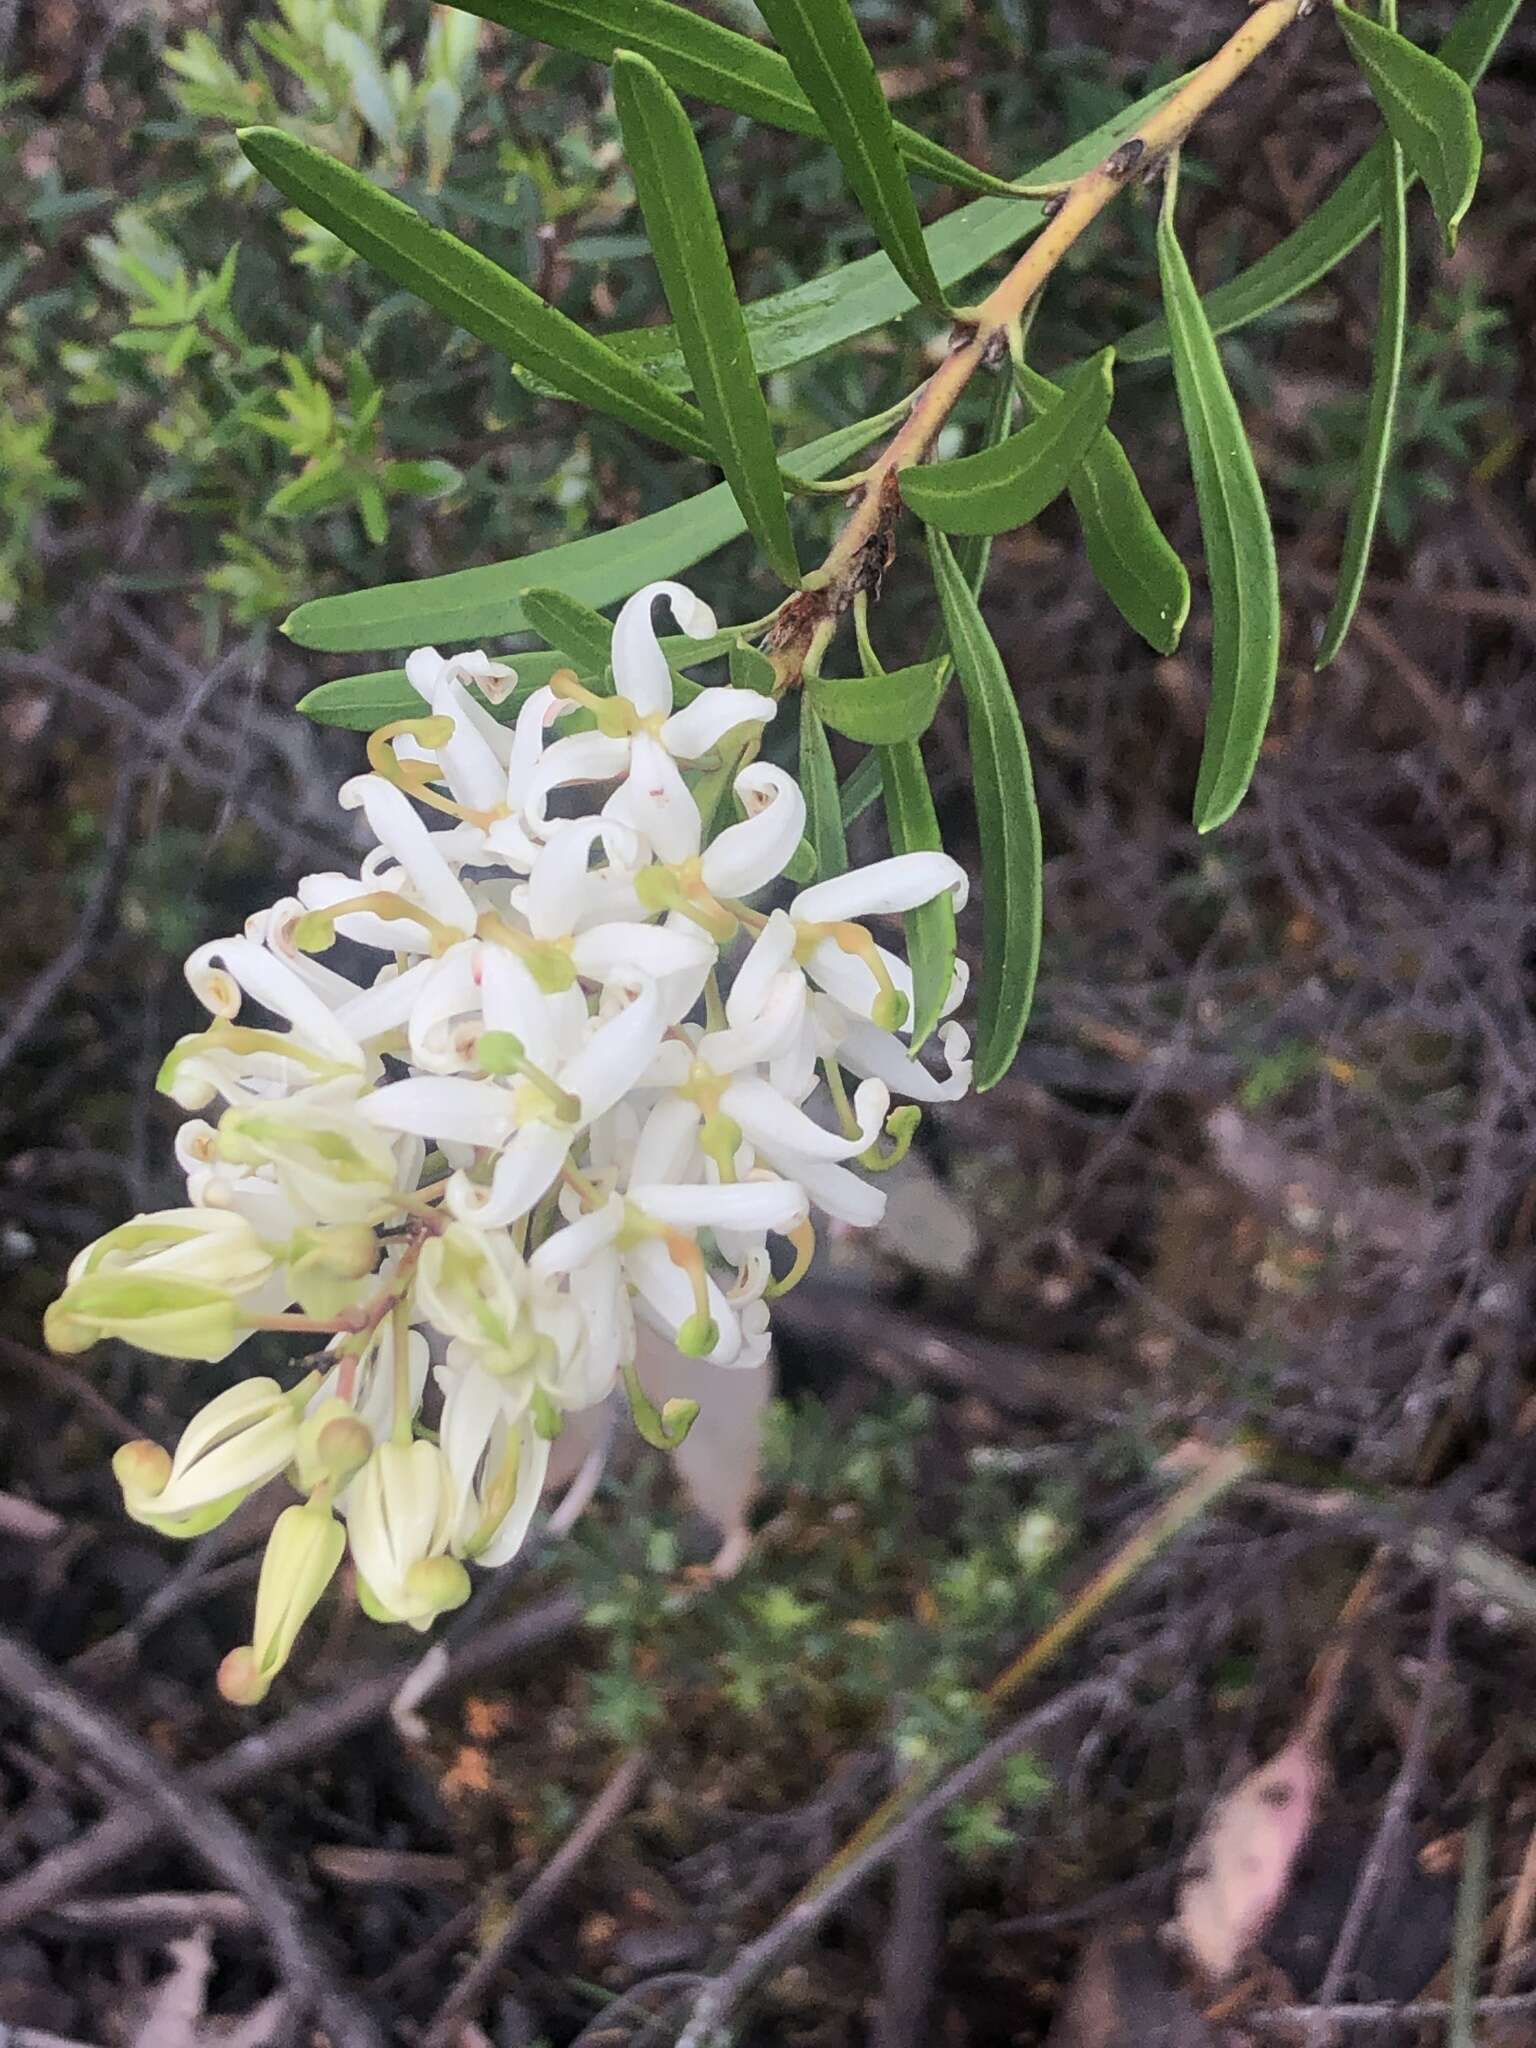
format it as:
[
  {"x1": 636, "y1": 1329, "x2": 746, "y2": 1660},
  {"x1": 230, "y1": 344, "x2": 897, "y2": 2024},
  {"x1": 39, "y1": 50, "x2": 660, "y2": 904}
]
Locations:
[
  {"x1": 659, "y1": 686, "x2": 775, "y2": 762},
  {"x1": 630, "y1": 1178, "x2": 808, "y2": 1234},
  {"x1": 700, "y1": 768, "x2": 806, "y2": 899},
  {"x1": 560, "y1": 979, "x2": 665, "y2": 1124},
  {"x1": 792, "y1": 851, "x2": 968, "y2": 925},
  {"x1": 445, "y1": 1121, "x2": 571, "y2": 1228},
  {"x1": 525, "y1": 817, "x2": 642, "y2": 941},
  {"x1": 184, "y1": 938, "x2": 365, "y2": 1070},
  {"x1": 722, "y1": 1074, "x2": 888, "y2": 1163},
  {"x1": 338, "y1": 775, "x2": 478, "y2": 933},
  {"x1": 570, "y1": 920, "x2": 715, "y2": 986},
  {"x1": 523, "y1": 729, "x2": 632, "y2": 833},
  {"x1": 359, "y1": 1075, "x2": 516, "y2": 1148},
  {"x1": 612, "y1": 581, "x2": 716, "y2": 719},
  {"x1": 834, "y1": 1018, "x2": 973, "y2": 1102},
  {"x1": 789, "y1": 1156, "x2": 887, "y2": 1228}
]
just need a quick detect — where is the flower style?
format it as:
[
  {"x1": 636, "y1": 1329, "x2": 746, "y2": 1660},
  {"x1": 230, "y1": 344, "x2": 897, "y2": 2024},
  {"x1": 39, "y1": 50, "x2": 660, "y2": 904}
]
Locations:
[{"x1": 43, "y1": 574, "x2": 978, "y2": 1698}]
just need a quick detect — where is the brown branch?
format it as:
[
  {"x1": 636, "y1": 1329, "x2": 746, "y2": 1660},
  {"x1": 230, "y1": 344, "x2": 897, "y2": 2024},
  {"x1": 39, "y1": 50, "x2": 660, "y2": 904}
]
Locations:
[
  {"x1": 675, "y1": 1678, "x2": 1119, "y2": 2048},
  {"x1": 773, "y1": 0, "x2": 1311, "y2": 679},
  {"x1": 1310, "y1": 1575, "x2": 1453, "y2": 2022},
  {"x1": 421, "y1": 1749, "x2": 650, "y2": 2048},
  {"x1": 0, "y1": 1592, "x2": 582, "y2": 1934},
  {"x1": 0, "y1": 1626, "x2": 384, "y2": 2048}
]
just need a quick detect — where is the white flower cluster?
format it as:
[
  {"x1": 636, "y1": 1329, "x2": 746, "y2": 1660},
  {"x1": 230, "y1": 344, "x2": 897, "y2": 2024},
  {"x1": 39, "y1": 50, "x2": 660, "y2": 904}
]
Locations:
[{"x1": 45, "y1": 581, "x2": 972, "y2": 1700}]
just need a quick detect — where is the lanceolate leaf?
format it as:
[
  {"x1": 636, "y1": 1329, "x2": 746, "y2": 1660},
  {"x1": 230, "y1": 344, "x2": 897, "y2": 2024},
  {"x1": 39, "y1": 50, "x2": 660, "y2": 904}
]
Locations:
[
  {"x1": 877, "y1": 732, "x2": 955, "y2": 1055},
  {"x1": 299, "y1": 649, "x2": 575, "y2": 729},
  {"x1": 449, "y1": 0, "x2": 1023, "y2": 200},
  {"x1": 808, "y1": 659, "x2": 947, "y2": 746},
  {"x1": 520, "y1": 587, "x2": 614, "y2": 671},
  {"x1": 1315, "y1": 112, "x2": 1407, "y2": 669},
  {"x1": 236, "y1": 126, "x2": 710, "y2": 460},
  {"x1": 799, "y1": 700, "x2": 848, "y2": 881},
  {"x1": 612, "y1": 51, "x2": 800, "y2": 585},
  {"x1": 950, "y1": 368, "x2": 1017, "y2": 601},
  {"x1": 284, "y1": 411, "x2": 888, "y2": 652},
  {"x1": 928, "y1": 528, "x2": 1043, "y2": 1091},
  {"x1": 585, "y1": 78, "x2": 1187, "y2": 395},
  {"x1": 900, "y1": 348, "x2": 1114, "y2": 537},
  {"x1": 1334, "y1": 1, "x2": 1481, "y2": 251},
  {"x1": 838, "y1": 750, "x2": 884, "y2": 828},
  {"x1": 753, "y1": 0, "x2": 946, "y2": 309},
  {"x1": 1116, "y1": 0, "x2": 1515, "y2": 361},
  {"x1": 1156, "y1": 162, "x2": 1281, "y2": 834},
  {"x1": 297, "y1": 626, "x2": 746, "y2": 729},
  {"x1": 1014, "y1": 359, "x2": 1190, "y2": 653}
]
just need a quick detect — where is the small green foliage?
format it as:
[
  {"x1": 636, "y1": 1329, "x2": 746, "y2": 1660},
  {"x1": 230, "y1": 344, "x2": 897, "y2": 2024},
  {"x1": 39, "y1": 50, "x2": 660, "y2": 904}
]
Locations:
[{"x1": 567, "y1": 1396, "x2": 1073, "y2": 1776}]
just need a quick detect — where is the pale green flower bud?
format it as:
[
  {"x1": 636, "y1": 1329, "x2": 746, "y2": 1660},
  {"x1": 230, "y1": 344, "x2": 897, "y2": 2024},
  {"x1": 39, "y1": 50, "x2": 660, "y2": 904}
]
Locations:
[
  {"x1": 218, "y1": 1501, "x2": 345, "y2": 1705},
  {"x1": 291, "y1": 1396, "x2": 373, "y2": 1495},
  {"x1": 112, "y1": 1376, "x2": 303, "y2": 1537},
  {"x1": 46, "y1": 1208, "x2": 281, "y2": 1361},
  {"x1": 285, "y1": 1223, "x2": 381, "y2": 1319},
  {"x1": 346, "y1": 1440, "x2": 470, "y2": 1631},
  {"x1": 216, "y1": 1097, "x2": 400, "y2": 1225},
  {"x1": 66, "y1": 1207, "x2": 278, "y2": 1294},
  {"x1": 47, "y1": 1274, "x2": 241, "y2": 1363}
]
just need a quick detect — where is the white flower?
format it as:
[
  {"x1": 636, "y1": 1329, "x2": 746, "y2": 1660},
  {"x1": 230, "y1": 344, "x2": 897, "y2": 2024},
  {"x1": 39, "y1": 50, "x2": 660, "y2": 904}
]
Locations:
[
  {"x1": 526, "y1": 582, "x2": 774, "y2": 862},
  {"x1": 437, "y1": 1360, "x2": 552, "y2": 1565},
  {"x1": 48, "y1": 567, "x2": 985, "y2": 1689},
  {"x1": 219, "y1": 1501, "x2": 345, "y2": 1704},
  {"x1": 361, "y1": 961, "x2": 667, "y2": 1229},
  {"x1": 345, "y1": 1440, "x2": 471, "y2": 1630}
]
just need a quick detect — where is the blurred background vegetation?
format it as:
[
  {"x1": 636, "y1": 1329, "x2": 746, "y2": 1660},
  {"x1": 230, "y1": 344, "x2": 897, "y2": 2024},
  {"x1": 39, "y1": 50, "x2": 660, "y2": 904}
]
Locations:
[{"x1": 3, "y1": 3, "x2": 1536, "y2": 2042}]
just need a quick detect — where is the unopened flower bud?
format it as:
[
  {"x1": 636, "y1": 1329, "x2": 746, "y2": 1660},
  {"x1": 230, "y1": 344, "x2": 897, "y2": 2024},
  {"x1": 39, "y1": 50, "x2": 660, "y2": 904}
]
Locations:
[
  {"x1": 347, "y1": 1440, "x2": 466, "y2": 1631},
  {"x1": 286, "y1": 1223, "x2": 380, "y2": 1318},
  {"x1": 292, "y1": 1396, "x2": 374, "y2": 1494},
  {"x1": 112, "y1": 1376, "x2": 302, "y2": 1537},
  {"x1": 46, "y1": 1274, "x2": 241, "y2": 1363},
  {"x1": 217, "y1": 1500, "x2": 346, "y2": 1704},
  {"x1": 63, "y1": 1207, "x2": 276, "y2": 1298}
]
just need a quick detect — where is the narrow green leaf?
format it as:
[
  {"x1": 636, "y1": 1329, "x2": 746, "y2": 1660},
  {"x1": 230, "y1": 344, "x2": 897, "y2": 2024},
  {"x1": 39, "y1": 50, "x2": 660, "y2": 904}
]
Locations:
[
  {"x1": 298, "y1": 649, "x2": 575, "y2": 729},
  {"x1": 855, "y1": 629, "x2": 953, "y2": 1052},
  {"x1": 1117, "y1": 0, "x2": 1514, "y2": 360},
  {"x1": 900, "y1": 349, "x2": 1114, "y2": 537},
  {"x1": 236, "y1": 126, "x2": 710, "y2": 460},
  {"x1": 1156, "y1": 162, "x2": 1281, "y2": 834},
  {"x1": 1334, "y1": 1, "x2": 1481, "y2": 250},
  {"x1": 297, "y1": 628, "x2": 743, "y2": 729},
  {"x1": 808, "y1": 660, "x2": 947, "y2": 746},
  {"x1": 838, "y1": 750, "x2": 883, "y2": 828},
  {"x1": 451, "y1": 0, "x2": 1023, "y2": 200},
  {"x1": 799, "y1": 700, "x2": 847, "y2": 880},
  {"x1": 1316, "y1": 126, "x2": 1407, "y2": 668},
  {"x1": 948, "y1": 370, "x2": 1016, "y2": 603},
  {"x1": 611, "y1": 52, "x2": 799, "y2": 585},
  {"x1": 520, "y1": 587, "x2": 613, "y2": 671},
  {"x1": 284, "y1": 410, "x2": 888, "y2": 652},
  {"x1": 754, "y1": 0, "x2": 946, "y2": 309},
  {"x1": 877, "y1": 735, "x2": 954, "y2": 1054},
  {"x1": 927, "y1": 528, "x2": 1042, "y2": 1090},
  {"x1": 586, "y1": 82, "x2": 1186, "y2": 395},
  {"x1": 1014, "y1": 358, "x2": 1189, "y2": 654}
]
